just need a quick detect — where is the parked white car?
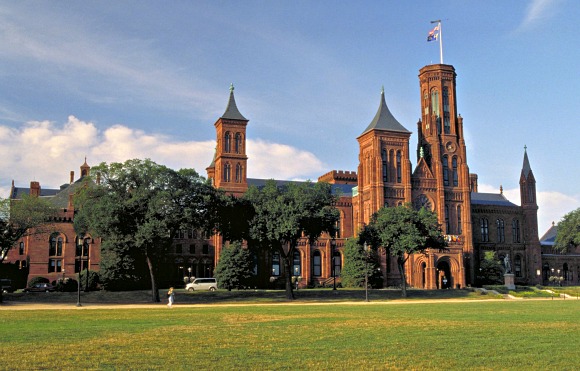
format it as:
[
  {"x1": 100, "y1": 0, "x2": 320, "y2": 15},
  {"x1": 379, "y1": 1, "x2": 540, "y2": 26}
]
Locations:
[{"x1": 185, "y1": 278, "x2": 217, "y2": 291}]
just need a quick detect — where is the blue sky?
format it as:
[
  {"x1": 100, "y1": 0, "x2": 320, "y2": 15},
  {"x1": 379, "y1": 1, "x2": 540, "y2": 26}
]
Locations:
[{"x1": 0, "y1": 0, "x2": 578, "y2": 233}]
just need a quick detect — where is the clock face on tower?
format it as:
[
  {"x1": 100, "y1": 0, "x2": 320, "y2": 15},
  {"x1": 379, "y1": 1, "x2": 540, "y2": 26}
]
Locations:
[
  {"x1": 445, "y1": 141, "x2": 456, "y2": 153},
  {"x1": 414, "y1": 194, "x2": 433, "y2": 211}
]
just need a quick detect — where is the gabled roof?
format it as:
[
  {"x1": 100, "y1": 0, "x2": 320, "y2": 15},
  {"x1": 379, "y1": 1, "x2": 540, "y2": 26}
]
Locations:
[
  {"x1": 540, "y1": 223, "x2": 558, "y2": 246},
  {"x1": 49, "y1": 177, "x2": 93, "y2": 208},
  {"x1": 471, "y1": 192, "x2": 518, "y2": 207},
  {"x1": 361, "y1": 88, "x2": 410, "y2": 135},
  {"x1": 221, "y1": 84, "x2": 247, "y2": 121}
]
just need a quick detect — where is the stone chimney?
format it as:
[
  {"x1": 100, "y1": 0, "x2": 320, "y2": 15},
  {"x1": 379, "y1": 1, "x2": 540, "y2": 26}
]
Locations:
[
  {"x1": 70, "y1": 171, "x2": 75, "y2": 184},
  {"x1": 30, "y1": 181, "x2": 40, "y2": 197}
]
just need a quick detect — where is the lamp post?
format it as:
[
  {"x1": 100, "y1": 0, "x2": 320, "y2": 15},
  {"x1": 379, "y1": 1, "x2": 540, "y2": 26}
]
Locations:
[
  {"x1": 364, "y1": 242, "x2": 369, "y2": 302},
  {"x1": 62, "y1": 268, "x2": 65, "y2": 283},
  {"x1": 188, "y1": 267, "x2": 192, "y2": 282},
  {"x1": 331, "y1": 238, "x2": 337, "y2": 290},
  {"x1": 76, "y1": 271, "x2": 82, "y2": 307}
]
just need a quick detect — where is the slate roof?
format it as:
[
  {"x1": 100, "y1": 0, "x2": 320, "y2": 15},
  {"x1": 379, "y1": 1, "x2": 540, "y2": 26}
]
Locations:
[
  {"x1": 10, "y1": 177, "x2": 93, "y2": 208},
  {"x1": 539, "y1": 224, "x2": 558, "y2": 246},
  {"x1": 361, "y1": 88, "x2": 410, "y2": 135},
  {"x1": 221, "y1": 85, "x2": 247, "y2": 121},
  {"x1": 522, "y1": 148, "x2": 532, "y2": 178},
  {"x1": 10, "y1": 187, "x2": 59, "y2": 199},
  {"x1": 247, "y1": 178, "x2": 354, "y2": 197},
  {"x1": 470, "y1": 192, "x2": 518, "y2": 207}
]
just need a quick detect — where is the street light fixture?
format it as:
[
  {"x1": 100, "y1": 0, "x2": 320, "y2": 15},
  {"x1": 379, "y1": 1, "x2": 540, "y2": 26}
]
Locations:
[{"x1": 188, "y1": 267, "x2": 192, "y2": 282}]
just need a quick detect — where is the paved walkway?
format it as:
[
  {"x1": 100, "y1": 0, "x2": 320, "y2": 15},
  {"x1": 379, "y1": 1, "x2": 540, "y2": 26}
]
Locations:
[{"x1": 1, "y1": 297, "x2": 561, "y2": 311}]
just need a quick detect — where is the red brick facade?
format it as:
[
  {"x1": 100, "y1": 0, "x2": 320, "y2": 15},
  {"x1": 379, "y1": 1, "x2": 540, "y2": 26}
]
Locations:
[{"x1": 8, "y1": 64, "x2": 574, "y2": 288}]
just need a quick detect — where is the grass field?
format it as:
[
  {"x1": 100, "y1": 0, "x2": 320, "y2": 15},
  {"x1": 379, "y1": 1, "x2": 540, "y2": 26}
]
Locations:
[{"x1": 1, "y1": 297, "x2": 579, "y2": 370}]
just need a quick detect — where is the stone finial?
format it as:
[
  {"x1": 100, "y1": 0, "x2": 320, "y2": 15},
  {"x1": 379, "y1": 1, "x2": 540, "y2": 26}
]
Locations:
[{"x1": 500, "y1": 185, "x2": 503, "y2": 194}]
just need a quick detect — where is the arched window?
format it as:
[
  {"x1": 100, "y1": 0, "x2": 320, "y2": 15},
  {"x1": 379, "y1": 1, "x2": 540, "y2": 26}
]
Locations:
[
  {"x1": 235, "y1": 163, "x2": 242, "y2": 183},
  {"x1": 381, "y1": 149, "x2": 388, "y2": 182},
  {"x1": 396, "y1": 151, "x2": 402, "y2": 183},
  {"x1": 312, "y1": 251, "x2": 321, "y2": 277},
  {"x1": 445, "y1": 205, "x2": 450, "y2": 233},
  {"x1": 49, "y1": 233, "x2": 63, "y2": 257},
  {"x1": 481, "y1": 218, "x2": 489, "y2": 242},
  {"x1": 443, "y1": 87, "x2": 450, "y2": 134},
  {"x1": 292, "y1": 250, "x2": 301, "y2": 276},
  {"x1": 335, "y1": 219, "x2": 341, "y2": 238},
  {"x1": 19, "y1": 242, "x2": 24, "y2": 255},
  {"x1": 452, "y1": 156, "x2": 458, "y2": 187},
  {"x1": 496, "y1": 219, "x2": 505, "y2": 242},
  {"x1": 235, "y1": 133, "x2": 242, "y2": 154},
  {"x1": 443, "y1": 155, "x2": 449, "y2": 186},
  {"x1": 431, "y1": 89, "x2": 440, "y2": 117},
  {"x1": 223, "y1": 163, "x2": 231, "y2": 182},
  {"x1": 457, "y1": 206, "x2": 462, "y2": 234},
  {"x1": 271, "y1": 251, "x2": 280, "y2": 276},
  {"x1": 512, "y1": 219, "x2": 520, "y2": 243},
  {"x1": 224, "y1": 132, "x2": 231, "y2": 153},
  {"x1": 515, "y1": 255, "x2": 522, "y2": 277},
  {"x1": 333, "y1": 250, "x2": 342, "y2": 276}
]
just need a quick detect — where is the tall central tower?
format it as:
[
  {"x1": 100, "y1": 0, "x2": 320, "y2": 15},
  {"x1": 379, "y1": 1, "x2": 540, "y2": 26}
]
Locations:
[{"x1": 410, "y1": 64, "x2": 475, "y2": 287}]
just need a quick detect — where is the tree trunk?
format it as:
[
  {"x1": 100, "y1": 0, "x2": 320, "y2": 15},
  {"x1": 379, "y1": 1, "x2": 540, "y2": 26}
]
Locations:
[
  {"x1": 145, "y1": 253, "x2": 160, "y2": 303},
  {"x1": 397, "y1": 255, "x2": 407, "y2": 298},
  {"x1": 281, "y1": 247, "x2": 295, "y2": 300}
]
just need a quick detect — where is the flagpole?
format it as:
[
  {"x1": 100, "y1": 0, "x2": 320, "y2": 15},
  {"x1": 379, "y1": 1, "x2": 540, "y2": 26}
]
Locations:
[{"x1": 431, "y1": 19, "x2": 443, "y2": 64}]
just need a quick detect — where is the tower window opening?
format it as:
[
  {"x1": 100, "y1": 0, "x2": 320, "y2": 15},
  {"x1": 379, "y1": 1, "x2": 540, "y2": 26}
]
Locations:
[
  {"x1": 452, "y1": 156, "x2": 458, "y2": 187},
  {"x1": 443, "y1": 155, "x2": 449, "y2": 186},
  {"x1": 443, "y1": 87, "x2": 450, "y2": 134},
  {"x1": 396, "y1": 151, "x2": 402, "y2": 183},
  {"x1": 381, "y1": 149, "x2": 388, "y2": 182},
  {"x1": 224, "y1": 132, "x2": 231, "y2": 153}
]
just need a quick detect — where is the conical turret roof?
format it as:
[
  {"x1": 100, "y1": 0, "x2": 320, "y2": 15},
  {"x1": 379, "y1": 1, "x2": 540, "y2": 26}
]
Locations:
[
  {"x1": 361, "y1": 87, "x2": 410, "y2": 135},
  {"x1": 221, "y1": 84, "x2": 247, "y2": 121}
]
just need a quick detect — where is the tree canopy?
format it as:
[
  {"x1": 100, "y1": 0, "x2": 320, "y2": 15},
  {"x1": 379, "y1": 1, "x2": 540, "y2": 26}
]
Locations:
[
  {"x1": 74, "y1": 159, "x2": 220, "y2": 302},
  {"x1": 0, "y1": 195, "x2": 56, "y2": 264},
  {"x1": 243, "y1": 180, "x2": 339, "y2": 299},
  {"x1": 554, "y1": 207, "x2": 580, "y2": 253},
  {"x1": 1, "y1": 195, "x2": 56, "y2": 302},
  {"x1": 361, "y1": 204, "x2": 446, "y2": 297}
]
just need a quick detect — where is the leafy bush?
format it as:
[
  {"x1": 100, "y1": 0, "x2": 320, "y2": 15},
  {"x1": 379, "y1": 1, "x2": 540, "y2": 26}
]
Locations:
[
  {"x1": 27, "y1": 276, "x2": 49, "y2": 287},
  {"x1": 55, "y1": 278, "x2": 78, "y2": 292},
  {"x1": 79, "y1": 270, "x2": 100, "y2": 291}
]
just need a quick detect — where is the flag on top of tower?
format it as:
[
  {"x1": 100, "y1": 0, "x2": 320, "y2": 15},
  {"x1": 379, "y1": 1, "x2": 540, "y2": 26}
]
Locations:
[{"x1": 427, "y1": 24, "x2": 439, "y2": 42}]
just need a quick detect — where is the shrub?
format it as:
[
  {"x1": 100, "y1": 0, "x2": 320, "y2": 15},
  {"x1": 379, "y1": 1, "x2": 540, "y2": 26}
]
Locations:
[
  {"x1": 55, "y1": 278, "x2": 78, "y2": 292},
  {"x1": 79, "y1": 270, "x2": 100, "y2": 291},
  {"x1": 27, "y1": 276, "x2": 49, "y2": 287}
]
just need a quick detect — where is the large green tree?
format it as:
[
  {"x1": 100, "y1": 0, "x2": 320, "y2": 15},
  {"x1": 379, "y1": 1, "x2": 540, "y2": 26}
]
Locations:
[
  {"x1": 243, "y1": 180, "x2": 339, "y2": 300},
  {"x1": 554, "y1": 207, "x2": 580, "y2": 253},
  {"x1": 214, "y1": 241, "x2": 254, "y2": 290},
  {"x1": 340, "y1": 238, "x2": 381, "y2": 288},
  {"x1": 0, "y1": 195, "x2": 55, "y2": 302},
  {"x1": 74, "y1": 159, "x2": 220, "y2": 302},
  {"x1": 362, "y1": 204, "x2": 446, "y2": 297}
]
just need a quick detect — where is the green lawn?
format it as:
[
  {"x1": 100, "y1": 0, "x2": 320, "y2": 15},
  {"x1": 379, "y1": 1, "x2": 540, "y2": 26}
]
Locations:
[{"x1": 1, "y1": 300, "x2": 579, "y2": 370}]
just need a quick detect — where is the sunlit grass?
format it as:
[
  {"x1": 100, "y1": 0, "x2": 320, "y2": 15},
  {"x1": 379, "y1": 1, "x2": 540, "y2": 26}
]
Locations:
[{"x1": 1, "y1": 300, "x2": 579, "y2": 370}]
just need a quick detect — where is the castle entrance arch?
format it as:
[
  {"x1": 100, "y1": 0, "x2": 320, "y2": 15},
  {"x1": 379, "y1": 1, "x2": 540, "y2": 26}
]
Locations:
[{"x1": 436, "y1": 260, "x2": 451, "y2": 289}]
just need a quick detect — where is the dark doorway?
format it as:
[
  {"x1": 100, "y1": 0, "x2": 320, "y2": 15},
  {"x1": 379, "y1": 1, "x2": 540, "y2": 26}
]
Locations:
[{"x1": 437, "y1": 261, "x2": 451, "y2": 289}]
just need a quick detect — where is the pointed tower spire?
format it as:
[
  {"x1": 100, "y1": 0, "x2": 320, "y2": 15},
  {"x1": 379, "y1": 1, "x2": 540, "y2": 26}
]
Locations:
[
  {"x1": 221, "y1": 83, "x2": 247, "y2": 121},
  {"x1": 361, "y1": 87, "x2": 410, "y2": 135},
  {"x1": 522, "y1": 145, "x2": 531, "y2": 178}
]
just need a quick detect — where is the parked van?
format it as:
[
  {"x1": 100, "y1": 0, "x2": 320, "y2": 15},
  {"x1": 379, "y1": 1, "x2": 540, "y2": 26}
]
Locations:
[{"x1": 185, "y1": 278, "x2": 217, "y2": 291}]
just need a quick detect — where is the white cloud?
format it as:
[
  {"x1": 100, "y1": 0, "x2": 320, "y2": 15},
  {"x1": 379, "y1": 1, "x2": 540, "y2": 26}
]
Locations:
[
  {"x1": 0, "y1": 117, "x2": 328, "y2": 197},
  {"x1": 517, "y1": 0, "x2": 562, "y2": 31},
  {"x1": 247, "y1": 139, "x2": 327, "y2": 180},
  {"x1": 478, "y1": 183, "x2": 580, "y2": 236}
]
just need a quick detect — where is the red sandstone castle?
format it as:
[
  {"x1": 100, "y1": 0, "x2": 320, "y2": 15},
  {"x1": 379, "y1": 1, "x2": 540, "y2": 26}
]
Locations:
[{"x1": 7, "y1": 63, "x2": 579, "y2": 288}]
